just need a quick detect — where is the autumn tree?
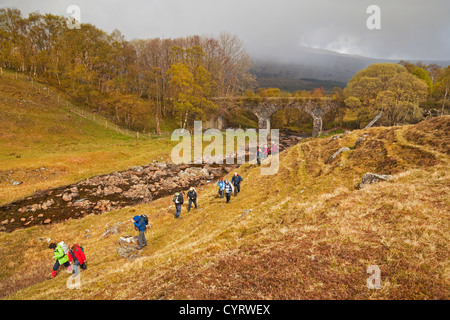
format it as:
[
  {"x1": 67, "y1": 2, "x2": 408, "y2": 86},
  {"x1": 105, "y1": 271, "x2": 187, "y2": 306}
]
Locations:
[
  {"x1": 166, "y1": 46, "x2": 218, "y2": 129},
  {"x1": 344, "y1": 63, "x2": 429, "y2": 126},
  {"x1": 433, "y1": 66, "x2": 450, "y2": 114}
]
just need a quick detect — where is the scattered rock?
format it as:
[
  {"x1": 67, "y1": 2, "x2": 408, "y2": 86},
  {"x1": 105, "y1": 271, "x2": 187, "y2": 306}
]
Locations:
[
  {"x1": 128, "y1": 254, "x2": 141, "y2": 261},
  {"x1": 43, "y1": 218, "x2": 51, "y2": 224},
  {"x1": 119, "y1": 235, "x2": 138, "y2": 246},
  {"x1": 240, "y1": 209, "x2": 252, "y2": 219},
  {"x1": 353, "y1": 137, "x2": 366, "y2": 148},
  {"x1": 117, "y1": 246, "x2": 138, "y2": 258},
  {"x1": 328, "y1": 147, "x2": 350, "y2": 162},
  {"x1": 62, "y1": 193, "x2": 72, "y2": 202},
  {"x1": 359, "y1": 172, "x2": 393, "y2": 189},
  {"x1": 101, "y1": 223, "x2": 121, "y2": 238},
  {"x1": 41, "y1": 199, "x2": 55, "y2": 210}
]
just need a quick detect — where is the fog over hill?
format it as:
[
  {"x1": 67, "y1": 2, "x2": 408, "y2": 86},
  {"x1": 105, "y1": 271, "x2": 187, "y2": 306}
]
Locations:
[{"x1": 250, "y1": 45, "x2": 450, "y2": 89}]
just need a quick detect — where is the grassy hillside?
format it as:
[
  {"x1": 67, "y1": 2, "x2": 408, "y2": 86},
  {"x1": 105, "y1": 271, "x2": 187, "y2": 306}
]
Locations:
[
  {"x1": 0, "y1": 73, "x2": 176, "y2": 205},
  {"x1": 0, "y1": 116, "x2": 448, "y2": 300}
]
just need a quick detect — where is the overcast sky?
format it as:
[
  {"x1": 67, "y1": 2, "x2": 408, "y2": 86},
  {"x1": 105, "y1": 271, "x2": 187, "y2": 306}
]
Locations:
[{"x1": 1, "y1": 0, "x2": 449, "y2": 61}]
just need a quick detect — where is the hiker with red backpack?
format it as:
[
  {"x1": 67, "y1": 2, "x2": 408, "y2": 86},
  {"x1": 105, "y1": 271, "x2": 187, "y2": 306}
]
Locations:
[
  {"x1": 49, "y1": 242, "x2": 72, "y2": 278},
  {"x1": 68, "y1": 244, "x2": 87, "y2": 276}
]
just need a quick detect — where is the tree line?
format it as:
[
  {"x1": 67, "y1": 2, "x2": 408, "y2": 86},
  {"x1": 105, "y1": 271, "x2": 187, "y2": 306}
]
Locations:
[
  {"x1": 0, "y1": 8, "x2": 256, "y2": 132},
  {"x1": 1, "y1": 8, "x2": 448, "y2": 134}
]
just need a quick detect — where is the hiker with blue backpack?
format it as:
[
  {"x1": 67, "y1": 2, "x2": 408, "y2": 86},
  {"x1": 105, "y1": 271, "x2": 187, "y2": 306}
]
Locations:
[
  {"x1": 217, "y1": 177, "x2": 225, "y2": 198},
  {"x1": 49, "y1": 241, "x2": 72, "y2": 279},
  {"x1": 133, "y1": 214, "x2": 148, "y2": 249}
]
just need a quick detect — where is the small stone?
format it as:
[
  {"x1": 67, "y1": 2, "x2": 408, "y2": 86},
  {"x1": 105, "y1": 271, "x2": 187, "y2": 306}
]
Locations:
[
  {"x1": 62, "y1": 193, "x2": 72, "y2": 202},
  {"x1": 359, "y1": 172, "x2": 393, "y2": 189}
]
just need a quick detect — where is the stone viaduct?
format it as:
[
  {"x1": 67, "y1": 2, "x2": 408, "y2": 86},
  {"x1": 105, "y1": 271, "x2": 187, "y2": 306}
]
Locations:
[{"x1": 211, "y1": 97, "x2": 342, "y2": 136}]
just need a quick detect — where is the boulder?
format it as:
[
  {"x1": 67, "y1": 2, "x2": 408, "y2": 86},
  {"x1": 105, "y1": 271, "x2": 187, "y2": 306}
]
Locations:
[
  {"x1": 117, "y1": 246, "x2": 138, "y2": 258},
  {"x1": 41, "y1": 199, "x2": 55, "y2": 210},
  {"x1": 119, "y1": 235, "x2": 138, "y2": 246},
  {"x1": 123, "y1": 184, "x2": 152, "y2": 200},
  {"x1": 359, "y1": 172, "x2": 393, "y2": 189},
  {"x1": 62, "y1": 193, "x2": 72, "y2": 202}
]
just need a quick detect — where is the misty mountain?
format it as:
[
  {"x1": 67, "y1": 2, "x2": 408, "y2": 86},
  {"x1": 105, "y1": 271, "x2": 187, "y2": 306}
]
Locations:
[{"x1": 249, "y1": 45, "x2": 450, "y2": 91}]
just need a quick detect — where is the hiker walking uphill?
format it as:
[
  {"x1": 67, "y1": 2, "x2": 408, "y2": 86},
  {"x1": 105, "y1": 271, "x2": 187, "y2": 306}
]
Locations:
[
  {"x1": 224, "y1": 180, "x2": 234, "y2": 203},
  {"x1": 173, "y1": 192, "x2": 184, "y2": 219},
  {"x1": 68, "y1": 244, "x2": 87, "y2": 276},
  {"x1": 271, "y1": 141, "x2": 278, "y2": 155},
  {"x1": 256, "y1": 147, "x2": 262, "y2": 166},
  {"x1": 262, "y1": 144, "x2": 268, "y2": 159},
  {"x1": 217, "y1": 177, "x2": 225, "y2": 198},
  {"x1": 133, "y1": 215, "x2": 148, "y2": 249},
  {"x1": 187, "y1": 187, "x2": 197, "y2": 212},
  {"x1": 49, "y1": 242, "x2": 72, "y2": 279},
  {"x1": 231, "y1": 172, "x2": 243, "y2": 196}
]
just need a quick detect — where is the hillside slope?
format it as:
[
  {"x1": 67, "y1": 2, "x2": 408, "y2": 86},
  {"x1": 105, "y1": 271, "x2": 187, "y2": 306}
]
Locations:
[
  {"x1": 0, "y1": 73, "x2": 175, "y2": 205},
  {"x1": 0, "y1": 116, "x2": 448, "y2": 300}
]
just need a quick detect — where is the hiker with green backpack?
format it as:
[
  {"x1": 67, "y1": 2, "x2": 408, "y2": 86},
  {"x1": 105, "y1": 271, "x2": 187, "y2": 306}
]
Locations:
[
  {"x1": 49, "y1": 241, "x2": 72, "y2": 278},
  {"x1": 173, "y1": 192, "x2": 184, "y2": 219}
]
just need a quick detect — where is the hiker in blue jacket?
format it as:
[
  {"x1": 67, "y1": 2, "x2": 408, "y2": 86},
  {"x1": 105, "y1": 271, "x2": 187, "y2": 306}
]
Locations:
[
  {"x1": 132, "y1": 215, "x2": 147, "y2": 250},
  {"x1": 231, "y1": 172, "x2": 243, "y2": 196},
  {"x1": 217, "y1": 177, "x2": 225, "y2": 198}
]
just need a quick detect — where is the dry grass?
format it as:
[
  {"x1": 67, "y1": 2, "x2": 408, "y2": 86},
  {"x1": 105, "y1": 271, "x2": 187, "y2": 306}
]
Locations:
[
  {"x1": 0, "y1": 116, "x2": 448, "y2": 300},
  {"x1": 0, "y1": 75, "x2": 176, "y2": 205}
]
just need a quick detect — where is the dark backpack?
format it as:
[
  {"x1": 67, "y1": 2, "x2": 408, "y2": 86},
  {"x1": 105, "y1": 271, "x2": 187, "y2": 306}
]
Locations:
[
  {"x1": 173, "y1": 193, "x2": 183, "y2": 204},
  {"x1": 140, "y1": 214, "x2": 149, "y2": 226}
]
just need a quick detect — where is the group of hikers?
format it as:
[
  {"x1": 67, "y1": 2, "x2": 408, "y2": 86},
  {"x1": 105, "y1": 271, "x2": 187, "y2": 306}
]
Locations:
[
  {"x1": 218, "y1": 172, "x2": 243, "y2": 203},
  {"x1": 133, "y1": 142, "x2": 279, "y2": 252},
  {"x1": 172, "y1": 171, "x2": 244, "y2": 218},
  {"x1": 131, "y1": 171, "x2": 244, "y2": 253},
  {"x1": 256, "y1": 142, "x2": 279, "y2": 166},
  {"x1": 48, "y1": 142, "x2": 277, "y2": 278},
  {"x1": 49, "y1": 241, "x2": 87, "y2": 279}
]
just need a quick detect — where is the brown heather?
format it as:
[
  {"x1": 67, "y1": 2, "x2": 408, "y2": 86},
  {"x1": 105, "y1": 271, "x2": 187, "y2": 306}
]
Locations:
[{"x1": 0, "y1": 114, "x2": 448, "y2": 300}]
